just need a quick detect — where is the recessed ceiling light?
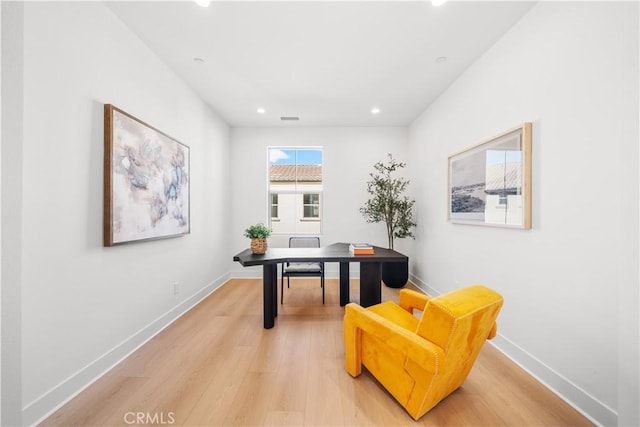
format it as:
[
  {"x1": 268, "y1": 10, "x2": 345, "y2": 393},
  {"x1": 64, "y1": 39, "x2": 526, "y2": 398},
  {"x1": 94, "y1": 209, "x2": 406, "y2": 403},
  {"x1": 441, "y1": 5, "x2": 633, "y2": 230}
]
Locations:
[
  {"x1": 371, "y1": 108, "x2": 381, "y2": 115},
  {"x1": 435, "y1": 56, "x2": 448, "y2": 64},
  {"x1": 257, "y1": 108, "x2": 266, "y2": 114},
  {"x1": 194, "y1": 0, "x2": 210, "y2": 7}
]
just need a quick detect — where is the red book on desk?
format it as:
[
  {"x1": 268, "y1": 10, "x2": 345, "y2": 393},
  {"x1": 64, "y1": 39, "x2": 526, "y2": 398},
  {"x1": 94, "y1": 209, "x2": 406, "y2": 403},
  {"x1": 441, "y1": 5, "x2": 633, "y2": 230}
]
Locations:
[{"x1": 349, "y1": 243, "x2": 374, "y2": 255}]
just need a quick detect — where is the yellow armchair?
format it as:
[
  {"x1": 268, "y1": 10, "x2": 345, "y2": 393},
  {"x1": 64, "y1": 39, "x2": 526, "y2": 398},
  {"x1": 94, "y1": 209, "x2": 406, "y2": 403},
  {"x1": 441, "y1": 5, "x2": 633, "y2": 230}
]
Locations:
[{"x1": 344, "y1": 285, "x2": 503, "y2": 420}]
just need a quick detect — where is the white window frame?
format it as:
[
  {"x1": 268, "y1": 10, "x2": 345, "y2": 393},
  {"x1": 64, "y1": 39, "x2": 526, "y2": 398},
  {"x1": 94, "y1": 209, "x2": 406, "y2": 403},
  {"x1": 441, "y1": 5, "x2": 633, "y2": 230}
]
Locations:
[{"x1": 267, "y1": 146, "x2": 323, "y2": 235}]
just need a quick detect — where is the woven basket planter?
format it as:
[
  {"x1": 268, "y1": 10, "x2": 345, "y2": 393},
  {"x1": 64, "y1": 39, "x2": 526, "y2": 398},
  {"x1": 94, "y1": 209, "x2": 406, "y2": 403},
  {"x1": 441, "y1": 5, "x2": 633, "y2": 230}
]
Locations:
[{"x1": 250, "y1": 238, "x2": 268, "y2": 254}]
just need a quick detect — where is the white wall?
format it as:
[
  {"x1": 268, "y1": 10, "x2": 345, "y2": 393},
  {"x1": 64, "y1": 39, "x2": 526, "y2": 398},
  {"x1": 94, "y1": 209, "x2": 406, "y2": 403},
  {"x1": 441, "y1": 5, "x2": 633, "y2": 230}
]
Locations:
[
  {"x1": 17, "y1": 3, "x2": 231, "y2": 425},
  {"x1": 1, "y1": 2, "x2": 24, "y2": 425},
  {"x1": 0, "y1": 1, "x2": 2, "y2": 419},
  {"x1": 230, "y1": 127, "x2": 408, "y2": 277},
  {"x1": 408, "y1": 2, "x2": 639, "y2": 426}
]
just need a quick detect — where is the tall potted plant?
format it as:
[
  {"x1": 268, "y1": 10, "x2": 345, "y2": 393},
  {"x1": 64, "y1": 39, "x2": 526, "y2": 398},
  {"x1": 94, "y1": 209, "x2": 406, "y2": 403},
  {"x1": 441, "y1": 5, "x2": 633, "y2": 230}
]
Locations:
[{"x1": 360, "y1": 154, "x2": 416, "y2": 287}]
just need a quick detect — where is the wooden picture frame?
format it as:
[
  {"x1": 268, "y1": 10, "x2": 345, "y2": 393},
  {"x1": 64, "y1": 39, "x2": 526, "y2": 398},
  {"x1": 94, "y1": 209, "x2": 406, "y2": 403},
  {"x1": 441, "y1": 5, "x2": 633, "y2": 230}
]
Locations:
[
  {"x1": 448, "y1": 123, "x2": 532, "y2": 229},
  {"x1": 104, "y1": 104, "x2": 190, "y2": 246}
]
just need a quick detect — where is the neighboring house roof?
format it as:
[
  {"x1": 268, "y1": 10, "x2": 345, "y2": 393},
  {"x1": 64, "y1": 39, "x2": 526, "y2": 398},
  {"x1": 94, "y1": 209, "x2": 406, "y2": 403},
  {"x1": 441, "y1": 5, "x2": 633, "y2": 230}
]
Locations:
[
  {"x1": 485, "y1": 162, "x2": 522, "y2": 194},
  {"x1": 270, "y1": 164, "x2": 322, "y2": 182}
]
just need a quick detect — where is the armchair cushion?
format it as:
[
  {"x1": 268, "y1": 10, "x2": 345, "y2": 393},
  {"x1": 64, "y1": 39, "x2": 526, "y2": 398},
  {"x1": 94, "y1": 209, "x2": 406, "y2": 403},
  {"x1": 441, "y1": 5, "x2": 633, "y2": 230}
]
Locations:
[{"x1": 368, "y1": 301, "x2": 419, "y2": 333}]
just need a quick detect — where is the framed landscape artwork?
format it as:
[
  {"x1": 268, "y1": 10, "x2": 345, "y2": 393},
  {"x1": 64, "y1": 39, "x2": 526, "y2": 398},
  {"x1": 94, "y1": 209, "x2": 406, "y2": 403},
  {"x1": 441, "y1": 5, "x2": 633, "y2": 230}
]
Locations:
[
  {"x1": 104, "y1": 104, "x2": 190, "y2": 246},
  {"x1": 448, "y1": 123, "x2": 532, "y2": 229}
]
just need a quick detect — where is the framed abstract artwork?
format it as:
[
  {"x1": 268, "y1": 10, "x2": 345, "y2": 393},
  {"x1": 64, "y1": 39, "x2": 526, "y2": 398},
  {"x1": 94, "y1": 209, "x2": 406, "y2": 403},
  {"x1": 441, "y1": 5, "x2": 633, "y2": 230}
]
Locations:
[
  {"x1": 448, "y1": 123, "x2": 532, "y2": 229},
  {"x1": 104, "y1": 104, "x2": 190, "y2": 246}
]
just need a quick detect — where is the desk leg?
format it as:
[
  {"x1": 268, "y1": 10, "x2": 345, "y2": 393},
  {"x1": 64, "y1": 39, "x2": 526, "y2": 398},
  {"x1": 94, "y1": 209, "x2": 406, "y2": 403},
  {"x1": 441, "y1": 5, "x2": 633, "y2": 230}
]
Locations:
[
  {"x1": 263, "y1": 264, "x2": 277, "y2": 329},
  {"x1": 360, "y1": 262, "x2": 381, "y2": 307},
  {"x1": 340, "y1": 262, "x2": 350, "y2": 306},
  {"x1": 272, "y1": 264, "x2": 278, "y2": 318}
]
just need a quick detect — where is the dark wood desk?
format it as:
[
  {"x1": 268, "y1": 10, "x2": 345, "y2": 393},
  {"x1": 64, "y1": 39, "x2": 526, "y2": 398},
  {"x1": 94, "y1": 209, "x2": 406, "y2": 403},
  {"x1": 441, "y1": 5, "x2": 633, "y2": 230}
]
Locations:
[{"x1": 233, "y1": 242, "x2": 408, "y2": 328}]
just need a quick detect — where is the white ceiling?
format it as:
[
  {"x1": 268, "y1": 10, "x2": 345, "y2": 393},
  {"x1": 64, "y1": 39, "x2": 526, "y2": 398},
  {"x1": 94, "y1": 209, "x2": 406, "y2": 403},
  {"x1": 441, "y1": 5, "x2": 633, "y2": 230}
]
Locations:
[{"x1": 106, "y1": 1, "x2": 536, "y2": 127}]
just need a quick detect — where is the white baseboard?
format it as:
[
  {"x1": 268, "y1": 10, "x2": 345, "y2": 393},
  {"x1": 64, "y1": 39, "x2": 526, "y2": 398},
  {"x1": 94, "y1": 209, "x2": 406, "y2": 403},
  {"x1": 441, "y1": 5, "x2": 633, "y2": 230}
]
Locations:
[
  {"x1": 490, "y1": 335, "x2": 615, "y2": 426},
  {"x1": 409, "y1": 273, "x2": 615, "y2": 427},
  {"x1": 24, "y1": 273, "x2": 230, "y2": 426},
  {"x1": 408, "y1": 272, "x2": 441, "y2": 296}
]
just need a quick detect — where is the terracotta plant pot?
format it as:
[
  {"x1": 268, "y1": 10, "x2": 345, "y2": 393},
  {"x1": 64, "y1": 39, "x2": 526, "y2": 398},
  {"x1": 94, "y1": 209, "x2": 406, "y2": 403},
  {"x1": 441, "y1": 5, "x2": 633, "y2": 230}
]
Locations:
[{"x1": 251, "y1": 238, "x2": 268, "y2": 254}]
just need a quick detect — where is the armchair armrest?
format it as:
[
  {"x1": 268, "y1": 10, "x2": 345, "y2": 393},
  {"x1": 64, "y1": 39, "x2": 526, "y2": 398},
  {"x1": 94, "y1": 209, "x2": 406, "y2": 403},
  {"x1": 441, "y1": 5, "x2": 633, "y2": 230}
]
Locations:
[
  {"x1": 344, "y1": 303, "x2": 443, "y2": 377},
  {"x1": 399, "y1": 289, "x2": 431, "y2": 314}
]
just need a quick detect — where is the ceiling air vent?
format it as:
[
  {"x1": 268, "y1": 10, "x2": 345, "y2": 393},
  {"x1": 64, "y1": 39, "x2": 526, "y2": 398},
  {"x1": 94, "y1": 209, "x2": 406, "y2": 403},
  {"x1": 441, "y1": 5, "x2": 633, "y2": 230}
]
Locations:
[{"x1": 280, "y1": 116, "x2": 300, "y2": 121}]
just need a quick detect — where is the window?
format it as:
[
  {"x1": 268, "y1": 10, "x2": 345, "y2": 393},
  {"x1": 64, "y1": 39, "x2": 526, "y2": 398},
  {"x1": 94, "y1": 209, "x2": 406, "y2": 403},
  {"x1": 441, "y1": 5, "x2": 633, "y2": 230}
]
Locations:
[
  {"x1": 268, "y1": 147, "x2": 323, "y2": 234},
  {"x1": 270, "y1": 193, "x2": 279, "y2": 219},
  {"x1": 303, "y1": 193, "x2": 320, "y2": 218}
]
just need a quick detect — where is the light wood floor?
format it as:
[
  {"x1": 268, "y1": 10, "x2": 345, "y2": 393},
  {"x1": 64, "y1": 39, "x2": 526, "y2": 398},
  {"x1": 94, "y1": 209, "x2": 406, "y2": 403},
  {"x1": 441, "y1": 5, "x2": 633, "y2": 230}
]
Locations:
[{"x1": 42, "y1": 278, "x2": 592, "y2": 426}]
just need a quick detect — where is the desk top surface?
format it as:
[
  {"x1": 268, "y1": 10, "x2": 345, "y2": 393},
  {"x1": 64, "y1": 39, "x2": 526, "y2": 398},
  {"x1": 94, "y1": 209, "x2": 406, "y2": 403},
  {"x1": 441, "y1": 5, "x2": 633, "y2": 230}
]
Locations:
[{"x1": 233, "y1": 242, "x2": 407, "y2": 266}]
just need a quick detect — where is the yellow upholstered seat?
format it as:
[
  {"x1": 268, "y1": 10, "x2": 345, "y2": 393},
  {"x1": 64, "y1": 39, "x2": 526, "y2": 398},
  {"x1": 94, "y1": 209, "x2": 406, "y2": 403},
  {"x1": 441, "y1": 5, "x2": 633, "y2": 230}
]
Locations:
[{"x1": 343, "y1": 285, "x2": 503, "y2": 420}]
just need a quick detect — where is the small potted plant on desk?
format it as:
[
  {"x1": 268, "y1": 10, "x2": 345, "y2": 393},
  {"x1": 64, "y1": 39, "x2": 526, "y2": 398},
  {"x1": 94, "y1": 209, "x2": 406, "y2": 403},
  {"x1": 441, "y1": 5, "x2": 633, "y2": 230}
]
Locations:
[{"x1": 244, "y1": 223, "x2": 271, "y2": 254}]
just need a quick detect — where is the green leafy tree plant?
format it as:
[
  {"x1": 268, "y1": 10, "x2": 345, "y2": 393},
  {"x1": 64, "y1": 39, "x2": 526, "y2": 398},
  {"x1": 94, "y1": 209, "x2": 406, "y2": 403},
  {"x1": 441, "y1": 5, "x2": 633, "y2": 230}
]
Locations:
[{"x1": 360, "y1": 154, "x2": 416, "y2": 250}]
